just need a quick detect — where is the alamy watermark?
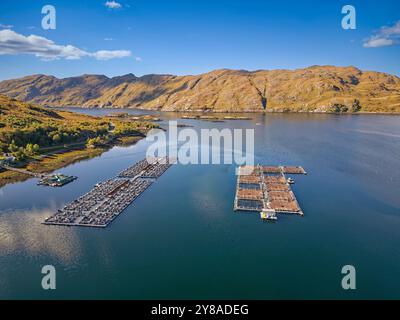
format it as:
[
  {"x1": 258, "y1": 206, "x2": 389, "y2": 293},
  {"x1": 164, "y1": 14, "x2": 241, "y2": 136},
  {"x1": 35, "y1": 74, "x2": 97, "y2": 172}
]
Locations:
[
  {"x1": 42, "y1": 5, "x2": 56, "y2": 30},
  {"x1": 341, "y1": 265, "x2": 356, "y2": 290},
  {"x1": 145, "y1": 121, "x2": 254, "y2": 174},
  {"x1": 341, "y1": 5, "x2": 356, "y2": 30},
  {"x1": 41, "y1": 265, "x2": 56, "y2": 290}
]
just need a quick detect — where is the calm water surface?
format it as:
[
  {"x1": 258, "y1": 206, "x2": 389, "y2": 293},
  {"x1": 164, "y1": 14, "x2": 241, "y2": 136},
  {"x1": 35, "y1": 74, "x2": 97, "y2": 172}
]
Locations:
[{"x1": 0, "y1": 111, "x2": 399, "y2": 299}]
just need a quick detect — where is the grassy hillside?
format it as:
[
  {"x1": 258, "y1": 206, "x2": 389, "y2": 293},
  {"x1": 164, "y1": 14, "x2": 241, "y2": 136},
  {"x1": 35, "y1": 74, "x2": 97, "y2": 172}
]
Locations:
[{"x1": 0, "y1": 94, "x2": 155, "y2": 158}]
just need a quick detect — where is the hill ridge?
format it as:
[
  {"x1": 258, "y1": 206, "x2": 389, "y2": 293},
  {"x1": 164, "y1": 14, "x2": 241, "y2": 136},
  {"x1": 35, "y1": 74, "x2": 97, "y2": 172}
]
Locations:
[{"x1": 1, "y1": 65, "x2": 399, "y2": 113}]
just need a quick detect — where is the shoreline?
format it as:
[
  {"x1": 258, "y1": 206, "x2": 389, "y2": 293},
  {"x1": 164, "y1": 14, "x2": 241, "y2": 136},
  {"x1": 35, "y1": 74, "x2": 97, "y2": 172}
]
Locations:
[
  {"x1": 0, "y1": 135, "x2": 143, "y2": 189},
  {"x1": 49, "y1": 105, "x2": 400, "y2": 116}
]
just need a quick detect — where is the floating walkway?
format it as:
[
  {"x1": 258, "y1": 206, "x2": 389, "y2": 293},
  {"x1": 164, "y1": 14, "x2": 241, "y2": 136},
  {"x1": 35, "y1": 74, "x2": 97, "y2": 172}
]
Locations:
[
  {"x1": 234, "y1": 165, "x2": 307, "y2": 220},
  {"x1": 44, "y1": 157, "x2": 174, "y2": 228}
]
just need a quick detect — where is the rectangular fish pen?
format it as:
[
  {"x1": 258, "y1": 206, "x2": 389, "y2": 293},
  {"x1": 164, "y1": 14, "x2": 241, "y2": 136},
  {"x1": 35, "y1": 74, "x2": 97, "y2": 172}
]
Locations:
[
  {"x1": 44, "y1": 157, "x2": 174, "y2": 228},
  {"x1": 234, "y1": 165, "x2": 307, "y2": 220}
]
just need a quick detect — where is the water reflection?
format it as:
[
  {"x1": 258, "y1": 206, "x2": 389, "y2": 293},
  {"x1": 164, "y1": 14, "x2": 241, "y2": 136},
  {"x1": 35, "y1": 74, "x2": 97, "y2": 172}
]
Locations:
[{"x1": 0, "y1": 208, "x2": 82, "y2": 265}]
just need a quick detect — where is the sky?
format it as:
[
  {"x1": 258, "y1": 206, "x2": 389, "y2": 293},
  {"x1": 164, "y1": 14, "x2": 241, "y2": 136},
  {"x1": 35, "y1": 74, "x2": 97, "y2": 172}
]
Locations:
[{"x1": 0, "y1": 0, "x2": 399, "y2": 80}]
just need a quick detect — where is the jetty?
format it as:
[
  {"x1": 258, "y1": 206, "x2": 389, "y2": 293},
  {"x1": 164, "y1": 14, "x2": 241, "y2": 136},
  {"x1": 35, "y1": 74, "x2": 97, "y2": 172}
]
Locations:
[
  {"x1": 234, "y1": 165, "x2": 307, "y2": 221},
  {"x1": 44, "y1": 157, "x2": 174, "y2": 228},
  {"x1": 0, "y1": 163, "x2": 45, "y2": 178}
]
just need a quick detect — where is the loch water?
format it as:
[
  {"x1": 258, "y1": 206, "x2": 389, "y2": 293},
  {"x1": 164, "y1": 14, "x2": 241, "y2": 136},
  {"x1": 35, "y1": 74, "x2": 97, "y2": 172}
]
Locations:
[{"x1": 1, "y1": 110, "x2": 399, "y2": 299}]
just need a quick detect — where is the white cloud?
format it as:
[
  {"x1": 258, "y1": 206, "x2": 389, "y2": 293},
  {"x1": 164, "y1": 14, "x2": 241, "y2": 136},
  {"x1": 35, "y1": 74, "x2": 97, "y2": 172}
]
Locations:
[
  {"x1": 380, "y1": 21, "x2": 400, "y2": 37},
  {"x1": 0, "y1": 29, "x2": 86, "y2": 60},
  {"x1": 92, "y1": 50, "x2": 131, "y2": 60},
  {"x1": 0, "y1": 29, "x2": 132, "y2": 61},
  {"x1": 105, "y1": 1, "x2": 122, "y2": 9},
  {"x1": 363, "y1": 37, "x2": 394, "y2": 48},
  {"x1": 363, "y1": 21, "x2": 400, "y2": 48},
  {"x1": 135, "y1": 56, "x2": 142, "y2": 62},
  {"x1": 104, "y1": 37, "x2": 115, "y2": 41}
]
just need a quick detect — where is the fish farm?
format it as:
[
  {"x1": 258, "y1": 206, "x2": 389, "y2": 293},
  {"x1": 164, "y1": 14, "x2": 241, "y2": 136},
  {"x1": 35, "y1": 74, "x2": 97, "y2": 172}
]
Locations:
[
  {"x1": 234, "y1": 165, "x2": 307, "y2": 221},
  {"x1": 44, "y1": 157, "x2": 174, "y2": 228}
]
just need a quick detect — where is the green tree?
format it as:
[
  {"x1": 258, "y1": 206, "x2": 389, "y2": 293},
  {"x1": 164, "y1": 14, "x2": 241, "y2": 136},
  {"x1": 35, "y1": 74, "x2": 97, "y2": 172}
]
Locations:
[
  {"x1": 25, "y1": 143, "x2": 40, "y2": 156},
  {"x1": 52, "y1": 134, "x2": 61, "y2": 144},
  {"x1": 86, "y1": 137, "x2": 102, "y2": 148},
  {"x1": 13, "y1": 148, "x2": 26, "y2": 162},
  {"x1": 8, "y1": 140, "x2": 18, "y2": 153}
]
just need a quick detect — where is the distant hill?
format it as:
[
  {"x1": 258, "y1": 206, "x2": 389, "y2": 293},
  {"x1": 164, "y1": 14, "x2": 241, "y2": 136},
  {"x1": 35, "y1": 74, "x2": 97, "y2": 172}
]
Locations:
[{"x1": 1, "y1": 66, "x2": 399, "y2": 113}]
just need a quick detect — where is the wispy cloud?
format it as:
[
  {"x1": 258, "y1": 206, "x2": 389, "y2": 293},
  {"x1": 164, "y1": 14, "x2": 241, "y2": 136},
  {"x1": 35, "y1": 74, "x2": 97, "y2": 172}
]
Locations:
[
  {"x1": 0, "y1": 23, "x2": 13, "y2": 29},
  {"x1": 364, "y1": 21, "x2": 400, "y2": 48},
  {"x1": 93, "y1": 50, "x2": 131, "y2": 60},
  {"x1": 105, "y1": 1, "x2": 122, "y2": 9},
  {"x1": 104, "y1": 37, "x2": 115, "y2": 41},
  {"x1": 0, "y1": 29, "x2": 131, "y2": 61},
  {"x1": 135, "y1": 56, "x2": 142, "y2": 62},
  {"x1": 364, "y1": 37, "x2": 394, "y2": 48}
]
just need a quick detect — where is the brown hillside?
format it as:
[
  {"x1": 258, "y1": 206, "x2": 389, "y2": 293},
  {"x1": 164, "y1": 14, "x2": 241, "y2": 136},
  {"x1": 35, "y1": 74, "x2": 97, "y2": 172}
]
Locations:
[{"x1": 0, "y1": 66, "x2": 399, "y2": 113}]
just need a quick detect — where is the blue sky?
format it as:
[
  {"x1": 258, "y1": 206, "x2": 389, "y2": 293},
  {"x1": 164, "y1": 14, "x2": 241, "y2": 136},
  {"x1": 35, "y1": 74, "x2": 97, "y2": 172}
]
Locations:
[{"x1": 0, "y1": 0, "x2": 399, "y2": 80}]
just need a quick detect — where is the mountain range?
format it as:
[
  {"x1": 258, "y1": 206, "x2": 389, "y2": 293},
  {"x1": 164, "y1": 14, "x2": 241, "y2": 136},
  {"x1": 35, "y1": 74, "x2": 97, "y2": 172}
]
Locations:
[{"x1": 0, "y1": 66, "x2": 399, "y2": 113}]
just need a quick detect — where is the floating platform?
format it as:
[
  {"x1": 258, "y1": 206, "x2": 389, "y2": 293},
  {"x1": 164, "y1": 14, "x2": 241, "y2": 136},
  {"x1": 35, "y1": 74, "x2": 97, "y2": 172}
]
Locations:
[
  {"x1": 234, "y1": 165, "x2": 307, "y2": 220},
  {"x1": 44, "y1": 157, "x2": 174, "y2": 228},
  {"x1": 38, "y1": 174, "x2": 77, "y2": 187}
]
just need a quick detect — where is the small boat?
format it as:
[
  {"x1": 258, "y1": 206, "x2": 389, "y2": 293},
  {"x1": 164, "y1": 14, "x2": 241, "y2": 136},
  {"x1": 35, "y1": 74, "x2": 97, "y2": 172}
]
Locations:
[
  {"x1": 287, "y1": 178, "x2": 295, "y2": 184},
  {"x1": 260, "y1": 209, "x2": 278, "y2": 221}
]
